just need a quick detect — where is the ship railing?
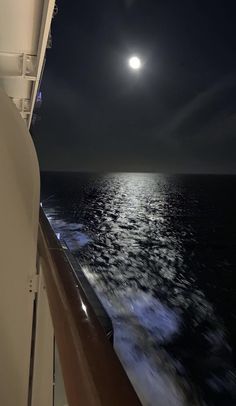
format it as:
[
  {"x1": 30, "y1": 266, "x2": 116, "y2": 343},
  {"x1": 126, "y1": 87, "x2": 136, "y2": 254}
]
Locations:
[{"x1": 36, "y1": 208, "x2": 141, "y2": 406}]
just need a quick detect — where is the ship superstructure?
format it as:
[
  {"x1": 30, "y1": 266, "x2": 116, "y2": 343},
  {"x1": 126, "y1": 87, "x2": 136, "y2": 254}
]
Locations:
[{"x1": 0, "y1": 1, "x2": 141, "y2": 405}]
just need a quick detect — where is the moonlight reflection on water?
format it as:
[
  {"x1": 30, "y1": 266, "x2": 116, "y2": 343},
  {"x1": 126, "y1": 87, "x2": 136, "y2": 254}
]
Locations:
[{"x1": 42, "y1": 173, "x2": 236, "y2": 405}]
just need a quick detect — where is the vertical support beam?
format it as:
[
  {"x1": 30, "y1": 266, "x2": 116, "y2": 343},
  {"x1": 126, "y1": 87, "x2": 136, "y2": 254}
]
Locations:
[{"x1": 31, "y1": 261, "x2": 54, "y2": 406}]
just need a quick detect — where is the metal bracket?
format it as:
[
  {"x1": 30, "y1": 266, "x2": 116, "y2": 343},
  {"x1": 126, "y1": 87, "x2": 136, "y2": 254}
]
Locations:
[{"x1": 0, "y1": 51, "x2": 37, "y2": 79}]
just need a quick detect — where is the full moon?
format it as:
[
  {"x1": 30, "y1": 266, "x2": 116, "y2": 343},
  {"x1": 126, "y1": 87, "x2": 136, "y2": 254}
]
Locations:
[{"x1": 129, "y1": 56, "x2": 142, "y2": 70}]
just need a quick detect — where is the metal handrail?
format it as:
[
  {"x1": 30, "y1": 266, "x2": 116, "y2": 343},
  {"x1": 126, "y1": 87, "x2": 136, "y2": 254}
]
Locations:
[{"x1": 38, "y1": 208, "x2": 141, "y2": 406}]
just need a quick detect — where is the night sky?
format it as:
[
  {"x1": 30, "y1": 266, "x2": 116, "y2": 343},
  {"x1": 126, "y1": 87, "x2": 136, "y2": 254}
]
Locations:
[{"x1": 33, "y1": 0, "x2": 236, "y2": 173}]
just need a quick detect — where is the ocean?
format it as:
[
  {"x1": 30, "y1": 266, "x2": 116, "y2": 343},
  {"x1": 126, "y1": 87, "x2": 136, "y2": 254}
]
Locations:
[{"x1": 41, "y1": 172, "x2": 236, "y2": 406}]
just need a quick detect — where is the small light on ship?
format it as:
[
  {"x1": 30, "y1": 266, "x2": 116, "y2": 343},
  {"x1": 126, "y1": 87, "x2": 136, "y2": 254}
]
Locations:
[{"x1": 82, "y1": 302, "x2": 88, "y2": 316}]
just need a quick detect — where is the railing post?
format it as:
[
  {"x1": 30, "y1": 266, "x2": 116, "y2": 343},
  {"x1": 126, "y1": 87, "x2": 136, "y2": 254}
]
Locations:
[
  {"x1": 54, "y1": 346, "x2": 68, "y2": 406},
  {"x1": 31, "y1": 260, "x2": 54, "y2": 406}
]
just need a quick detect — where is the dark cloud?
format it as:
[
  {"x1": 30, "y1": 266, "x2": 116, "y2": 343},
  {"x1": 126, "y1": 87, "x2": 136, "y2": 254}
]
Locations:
[
  {"x1": 159, "y1": 76, "x2": 236, "y2": 140},
  {"x1": 33, "y1": 0, "x2": 236, "y2": 173},
  {"x1": 124, "y1": 0, "x2": 136, "y2": 8}
]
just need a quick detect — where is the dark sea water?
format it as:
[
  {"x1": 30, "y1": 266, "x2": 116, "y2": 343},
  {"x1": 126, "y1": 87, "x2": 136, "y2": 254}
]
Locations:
[{"x1": 41, "y1": 172, "x2": 236, "y2": 406}]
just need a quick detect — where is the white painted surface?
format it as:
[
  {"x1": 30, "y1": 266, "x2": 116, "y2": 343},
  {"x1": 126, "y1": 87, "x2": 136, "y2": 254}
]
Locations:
[
  {"x1": 0, "y1": 0, "x2": 55, "y2": 127},
  {"x1": 0, "y1": 88, "x2": 40, "y2": 405}
]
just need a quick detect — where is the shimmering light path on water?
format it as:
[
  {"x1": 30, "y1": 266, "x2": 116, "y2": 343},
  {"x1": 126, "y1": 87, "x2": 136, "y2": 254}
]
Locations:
[{"x1": 42, "y1": 173, "x2": 236, "y2": 406}]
